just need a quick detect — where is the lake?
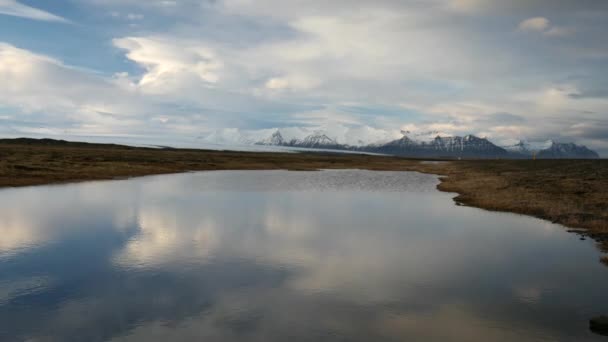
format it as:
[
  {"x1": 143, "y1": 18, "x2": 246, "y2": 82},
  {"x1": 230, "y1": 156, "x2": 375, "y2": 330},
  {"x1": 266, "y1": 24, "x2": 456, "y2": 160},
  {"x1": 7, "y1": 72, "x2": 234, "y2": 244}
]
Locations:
[{"x1": 1, "y1": 170, "x2": 607, "y2": 341}]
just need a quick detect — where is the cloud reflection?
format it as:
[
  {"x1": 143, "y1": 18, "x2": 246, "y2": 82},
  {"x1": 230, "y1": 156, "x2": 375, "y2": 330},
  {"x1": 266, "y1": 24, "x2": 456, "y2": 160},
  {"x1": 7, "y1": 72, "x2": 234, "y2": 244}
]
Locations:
[
  {"x1": 0, "y1": 171, "x2": 606, "y2": 341},
  {"x1": 114, "y1": 204, "x2": 219, "y2": 268}
]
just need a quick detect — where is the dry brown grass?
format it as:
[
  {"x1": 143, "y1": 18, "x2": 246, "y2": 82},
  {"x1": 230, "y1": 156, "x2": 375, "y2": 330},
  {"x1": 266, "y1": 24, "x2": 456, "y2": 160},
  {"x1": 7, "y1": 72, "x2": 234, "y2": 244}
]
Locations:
[
  {"x1": 413, "y1": 159, "x2": 608, "y2": 255},
  {"x1": 1, "y1": 139, "x2": 607, "y2": 264},
  {"x1": 0, "y1": 140, "x2": 426, "y2": 188}
]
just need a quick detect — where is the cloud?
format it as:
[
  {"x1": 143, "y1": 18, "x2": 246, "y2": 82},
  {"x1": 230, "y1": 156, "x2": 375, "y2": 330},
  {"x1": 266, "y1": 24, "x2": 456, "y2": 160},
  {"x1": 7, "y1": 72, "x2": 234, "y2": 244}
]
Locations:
[
  {"x1": 112, "y1": 37, "x2": 223, "y2": 91},
  {"x1": 127, "y1": 13, "x2": 144, "y2": 20},
  {"x1": 543, "y1": 26, "x2": 574, "y2": 37},
  {"x1": 0, "y1": 0, "x2": 68, "y2": 22},
  {"x1": 567, "y1": 121, "x2": 608, "y2": 140},
  {"x1": 517, "y1": 17, "x2": 574, "y2": 37},
  {"x1": 0, "y1": 42, "x2": 211, "y2": 138},
  {"x1": 110, "y1": 12, "x2": 144, "y2": 21},
  {"x1": 518, "y1": 17, "x2": 550, "y2": 32},
  {"x1": 444, "y1": 0, "x2": 608, "y2": 15},
  {"x1": 1, "y1": 0, "x2": 607, "y2": 154},
  {"x1": 0, "y1": 42, "x2": 111, "y2": 114},
  {"x1": 447, "y1": 0, "x2": 486, "y2": 13}
]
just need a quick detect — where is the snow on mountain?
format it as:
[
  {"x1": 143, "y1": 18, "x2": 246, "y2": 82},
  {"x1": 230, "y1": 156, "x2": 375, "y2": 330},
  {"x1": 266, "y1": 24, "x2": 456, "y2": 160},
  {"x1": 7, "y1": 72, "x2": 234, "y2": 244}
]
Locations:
[
  {"x1": 204, "y1": 126, "x2": 401, "y2": 147},
  {"x1": 201, "y1": 127, "x2": 600, "y2": 159},
  {"x1": 400, "y1": 130, "x2": 453, "y2": 143},
  {"x1": 256, "y1": 130, "x2": 344, "y2": 148},
  {"x1": 198, "y1": 127, "x2": 307, "y2": 146},
  {"x1": 503, "y1": 140, "x2": 532, "y2": 155},
  {"x1": 293, "y1": 132, "x2": 340, "y2": 148},
  {"x1": 371, "y1": 133, "x2": 508, "y2": 157},
  {"x1": 430, "y1": 135, "x2": 501, "y2": 153},
  {"x1": 502, "y1": 139, "x2": 599, "y2": 159},
  {"x1": 537, "y1": 142, "x2": 599, "y2": 159},
  {"x1": 528, "y1": 140, "x2": 554, "y2": 151},
  {"x1": 502, "y1": 139, "x2": 553, "y2": 155},
  {"x1": 256, "y1": 130, "x2": 285, "y2": 146}
]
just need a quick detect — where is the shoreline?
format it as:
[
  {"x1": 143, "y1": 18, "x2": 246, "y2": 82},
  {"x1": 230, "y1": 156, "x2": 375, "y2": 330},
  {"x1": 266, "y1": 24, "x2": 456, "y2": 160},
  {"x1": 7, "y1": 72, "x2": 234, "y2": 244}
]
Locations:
[{"x1": 1, "y1": 139, "x2": 606, "y2": 265}]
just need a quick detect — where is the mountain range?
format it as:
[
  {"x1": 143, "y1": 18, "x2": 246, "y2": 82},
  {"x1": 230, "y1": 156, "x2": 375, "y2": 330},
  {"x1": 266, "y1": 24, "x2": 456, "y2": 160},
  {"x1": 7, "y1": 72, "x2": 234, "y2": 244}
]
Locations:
[{"x1": 255, "y1": 130, "x2": 600, "y2": 159}]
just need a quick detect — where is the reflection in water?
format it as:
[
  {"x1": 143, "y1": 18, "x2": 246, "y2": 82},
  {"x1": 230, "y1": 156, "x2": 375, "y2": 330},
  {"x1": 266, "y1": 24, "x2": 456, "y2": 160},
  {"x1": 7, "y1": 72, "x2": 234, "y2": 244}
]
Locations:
[{"x1": 0, "y1": 170, "x2": 607, "y2": 341}]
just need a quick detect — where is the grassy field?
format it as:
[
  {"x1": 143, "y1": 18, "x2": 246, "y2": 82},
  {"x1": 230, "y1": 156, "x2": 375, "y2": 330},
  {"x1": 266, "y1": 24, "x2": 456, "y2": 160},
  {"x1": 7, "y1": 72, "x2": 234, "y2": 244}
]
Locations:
[{"x1": 1, "y1": 138, "x2": 606, "y2": 265}]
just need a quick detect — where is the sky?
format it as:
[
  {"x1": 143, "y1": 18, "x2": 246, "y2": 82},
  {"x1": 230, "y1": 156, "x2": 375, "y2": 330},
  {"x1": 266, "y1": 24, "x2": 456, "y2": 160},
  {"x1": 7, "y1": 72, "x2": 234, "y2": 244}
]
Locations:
[{"x1": 0, "y1": 0, "x2": 607, "y2": 154}]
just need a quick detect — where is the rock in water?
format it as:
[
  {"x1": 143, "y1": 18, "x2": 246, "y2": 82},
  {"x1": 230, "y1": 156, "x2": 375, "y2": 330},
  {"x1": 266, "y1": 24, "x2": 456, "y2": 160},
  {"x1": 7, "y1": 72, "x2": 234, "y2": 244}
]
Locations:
[{"x1": 590, "y1": 316, "x2": 608, "y2": 336}]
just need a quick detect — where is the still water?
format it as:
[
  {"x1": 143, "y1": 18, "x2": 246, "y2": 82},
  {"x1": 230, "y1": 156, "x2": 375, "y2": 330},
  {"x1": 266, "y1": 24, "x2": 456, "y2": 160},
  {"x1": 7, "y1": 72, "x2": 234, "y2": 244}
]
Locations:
[{"x1": 1, "y1": 170, "x2": 607, "y2": 341}]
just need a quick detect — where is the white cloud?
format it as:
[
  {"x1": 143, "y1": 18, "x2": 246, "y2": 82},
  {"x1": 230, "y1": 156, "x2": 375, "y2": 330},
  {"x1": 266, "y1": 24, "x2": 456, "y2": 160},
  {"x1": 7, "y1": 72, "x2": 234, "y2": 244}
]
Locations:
[
  {"x1": 126, "y1": 13, "x2": 144, "y2": 20},
  {"x1": 517, "y1": 17, "x2": 573, "y2": 37},
  {"x1": 0, "y1": 42, "x2": 208, "y2": 138},
  {"x1": 543, "y1": 26, "x2": 574, "y2": 37},
  {"x1": 114, "y1": 205, "x2": 219, "y2": 268},
  {"x1": 447, "y1": 0, "x2": 485, "y2": 13},
  {"x1": 0, "y1": 42, "x2": 109, "y2": 114},
  {"x1": 518, "y1": 17, "x2": 550, "y2": 32},
  {"x1": 265, "y1": 77, "x2": 289, "y2": 90},
  {"x1": 0, "y1": 0, "x2": 68, "y2": 22},
  {"x1": 113, "y1": 37, "x2": 223, "y2": 92},
  {"x1": 110, "y1": 12, "x2": 144, "y2": 21},
  {"x1": 264, "y1": 75, "x2": 320, "y2": 91}
]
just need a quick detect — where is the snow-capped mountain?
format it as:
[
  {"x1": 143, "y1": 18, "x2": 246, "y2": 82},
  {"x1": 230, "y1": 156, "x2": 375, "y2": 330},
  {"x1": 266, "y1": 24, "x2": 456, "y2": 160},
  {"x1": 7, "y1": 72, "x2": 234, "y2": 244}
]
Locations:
[
  {"x1": 254, "y1": 130, "x2": 509, "y2": 158},
  {"x1": 503, "y1": 140, "x2": 599, "y2": 159},
  {"x1": 537, "y1": 142, "x2": 599, "y2": 159},
  {"x1": 287, "y1": 132, "x2": 342, "y2": 149},
  {"x1": 256, "y1": 130, "x2": 285, "y2": 146},
  {"x1": 203, "y1": 128, "x2": 600, "y2": 159},
  {"x1": 256, "y1": 131, "x2": 345, "y2": 149},
  {"x1": 202, "y1": 126, "x2": 400, "y2": 148},
  {"x1": 365, "y1": 134, "x2": 508, "y2": 158},
  {"x1": 400, "y1": 130, "x2": 452, "y2": 143},
  {"x1": 504, "y1": 140, "x2": 533, "y2": 155},
  {"x1": 503, "y1": 140, "x2": 552, "y2": 155}
]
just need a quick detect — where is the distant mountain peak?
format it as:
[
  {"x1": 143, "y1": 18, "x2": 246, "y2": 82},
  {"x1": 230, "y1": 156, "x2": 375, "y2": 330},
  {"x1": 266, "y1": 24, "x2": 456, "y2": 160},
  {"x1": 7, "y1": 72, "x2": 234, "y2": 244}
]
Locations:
[
  {"x1": 402, "y1": 130, "x2": 454, "y2": 143},
  {"x1": 219, "y1": 128, "x2": 600, "y2": 159},
  {"x1": 538, "y1": 141, "x2": 599, "y2": 159},
  {"x1": 502, "y1": 139, "x2": 599, "y2": 159},
  {"x1": 297, "y1": 133, "x2": 340, "y2": 148},
  {"x1": 256, "y1": 130, "x2": 341, "y2": 148},
  {"x1": 257, "y1": 130, "x2": 285, "y2": 146}
]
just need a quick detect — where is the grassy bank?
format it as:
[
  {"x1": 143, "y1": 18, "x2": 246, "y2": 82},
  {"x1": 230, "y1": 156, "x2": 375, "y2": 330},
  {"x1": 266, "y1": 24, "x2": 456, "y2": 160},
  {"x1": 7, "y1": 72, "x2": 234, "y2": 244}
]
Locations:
[
  {"x1": 415, "y1": 160, "x2": 608, "y2": 257},
  {"x1": 1, "y1": 138, "x2": 606, "y2": 264},
  {"x1": 0, "y1": 138, "x2": 426, "y2": 187}
]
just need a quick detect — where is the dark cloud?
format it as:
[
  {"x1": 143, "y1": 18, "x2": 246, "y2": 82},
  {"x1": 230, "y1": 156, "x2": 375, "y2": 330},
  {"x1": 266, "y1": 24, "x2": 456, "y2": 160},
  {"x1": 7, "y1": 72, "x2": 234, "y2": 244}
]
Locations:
[
  {"x1": 466, "y1": 0, "x2": 608, "y2": 14},
  {"x1": 485, "y1": 112, "x2": 526, "y2": 124},
  {"x1": 565, "y1": 73, "x2": 608, "y2": 99},
  {"x1": 566, "y1": 121, "x2": 608, "y2": 140}
]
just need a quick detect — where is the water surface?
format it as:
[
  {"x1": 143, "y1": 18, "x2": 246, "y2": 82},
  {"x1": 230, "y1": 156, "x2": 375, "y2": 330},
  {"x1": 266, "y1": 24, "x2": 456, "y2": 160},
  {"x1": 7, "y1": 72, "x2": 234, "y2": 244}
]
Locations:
[{"x1": 1, "y1": 170, "x2": 607, "y2": 341}]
